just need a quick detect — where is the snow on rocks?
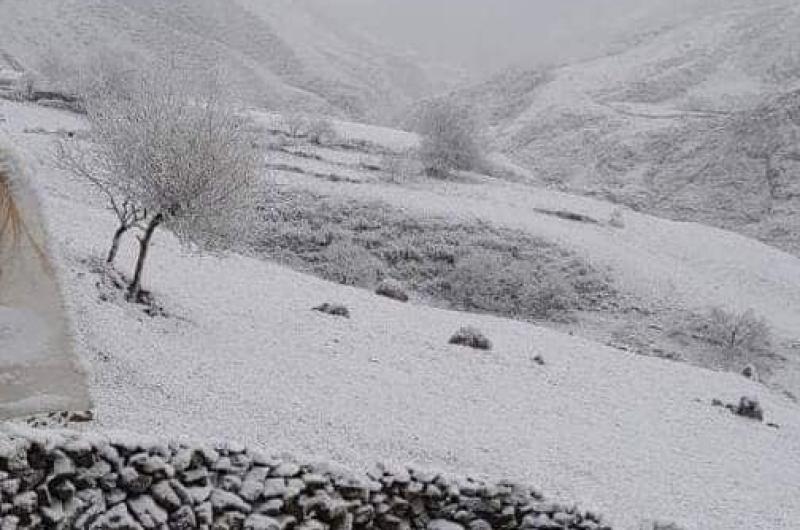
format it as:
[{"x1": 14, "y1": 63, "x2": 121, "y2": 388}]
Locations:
[
  {"x1": 0, "y1": 429, "x2": 610, "y2": 529},
  {"x1": 448, "y1": 327, "x2": 493, "y2": 351}
]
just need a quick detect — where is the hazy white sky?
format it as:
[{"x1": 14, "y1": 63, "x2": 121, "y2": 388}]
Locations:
[{"x1": 305, "y1": 0, "x2": 727, "y2": 75}]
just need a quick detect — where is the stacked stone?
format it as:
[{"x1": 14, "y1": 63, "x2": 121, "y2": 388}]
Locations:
[{"x1": 0, "y1": 431, "x2": 611, "y2": 529}]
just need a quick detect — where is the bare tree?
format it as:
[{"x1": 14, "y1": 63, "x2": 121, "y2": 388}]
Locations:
[
  {"x1": 58, "y1": 66, "x2": 261, "y2": 301},
  {"x1": 415, "y1": 99, "x2": 483, "y2": 178}
]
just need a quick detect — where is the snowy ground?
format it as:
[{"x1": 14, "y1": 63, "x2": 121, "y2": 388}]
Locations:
[{"x1": 3, "y1": 100, "x2": 800, "y2": 529}]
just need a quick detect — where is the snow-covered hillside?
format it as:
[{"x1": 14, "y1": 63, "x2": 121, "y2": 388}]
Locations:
[
  {"x1": 0, "y1": 0, "x2": 445, "y2": 123},
  {"x1": 3, "y1": 98, "x2": 800, "y2": 529},
  {"x1": 446, "y1": 0, "x2": 800, "y2": 255}
]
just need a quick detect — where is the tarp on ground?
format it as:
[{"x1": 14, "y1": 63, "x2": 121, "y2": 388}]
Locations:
[{"x1": 0, "y1": 144, "x2": 91, "y2": 419}]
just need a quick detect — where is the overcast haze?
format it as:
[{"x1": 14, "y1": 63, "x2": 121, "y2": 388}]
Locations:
[{"x1": 305, "y1": 0, "x2": 736, "y2": 75}]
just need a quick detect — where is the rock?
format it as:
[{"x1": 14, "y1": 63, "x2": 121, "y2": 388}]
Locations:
[
  {"x1": 354, "y1": 504, "x2": 375, "y2": 525},
  {"x1": 51, "y1": 450, "x2": 77, "y2": 479},
  {"x1": 12, "y1": 491, "x2": 38, "y2": 513},
  {"x1": 42, "y1": 501, "x2": 66, "y2": 525},
  {"x1": 75, "y1": 489, "x2": 107, "y2": 528},
  {"x1": 255, "y1": 498, "x2": 284, "y2": 516},
  {"x1": 169, "y1": 479, "x2": 193, "y2": 505},
  {"x1": 210, "y1": 489, "x2": 252, "y2": 513},
  {"x1": 89, "y1": 502, "x2": 142, "y2": 530},
  {"x1": 0, "y1": 515, "x2": 19, "y2": 530},
  {"x1": 303, "y1": 473, "x2": 330, "y2": 489},
  {"x1": 195, "y1": 501, "x2": 213, "y2": 526},
  {"x1": 735, "y1": 397, "x2": 764, "y2": 421},
  {"x1": 151, "y1": 480, "x2": 182, "y2": 511},
  {"x1": 424, "y1": 484, "x2": 444, "y2": 500},
  {"x1": 296, "y1": 519, "x2": 329, "y2": 530},
  {"x1": 375, "y1": 279, "x2": 409, "y2": 302},
  {"x1": 188, "y1": 485, "x2": 212, "y2": 504},
  {"x1": 427, "y1": 520, "x2": 464, "y2": 530},
  {"x1": 264, "y1": 478, "x2": 287, "y2": 498},
  {"x1": 521, "y1": 514, "x2": 555, "y2": 529},
  {"x1": 552, "y1": 511, "x2": 575, "y2": 525},
  {"x1": 99, "y1": 471, "x2": 118, "y2": 491},
  {"x1": 119, "y1": 467, "x2": 152, "y2": 494},
  {"x1": 272, "y1": 462, "x2": 301, "y2": 478},
  {"x1": 105, "y1": 486, "x2": 128, "y2": 507},
  {"x1": 170, "y1": 505, "x2": 197, "y2": 529},
  {"x1": 212, "y1": 456, "x2": 234, "y2": 473},
  {"x1": 245, "y1": 514, "x2": 282, "y2": 530},
  {"x1": 448, "y1": 327, "x2": 492, "y2": 351},
  {"x1": 180, "y1": 467, "x2": 209, "y2": 485},
  {"x1": 313, "y1": 303, "x2": 350, "y2": 318},
  {"x1": 222, "y1": 474, "x2": 244, "y2": 492},
  {"x1": 240, "y1": 467, "x2": 269, "y2": 502},
  {"x1": 127, "y1": 495, "x2": 168, "y2": 529},
  {"x1": 742, "y1": 364, "x2": 758, "y2": 380},
  {"x1": 138, "y1": 455, "x2": 174, "y2": 479},
  {"x1": 467, "y1": 520, "x2": 492, "y2": 530},
  {"x1": 214, "y1": 511, "x2": 247, "y2": 530},
  {"x1": 51, "y1": 478, "x2": 77, "y2": 501},
  {"x1": 172, "y1": 449, "x2": 202, "y2": 472},
  {"x1": 66, "y1": 410, "x2": 94, "y2": 423}
]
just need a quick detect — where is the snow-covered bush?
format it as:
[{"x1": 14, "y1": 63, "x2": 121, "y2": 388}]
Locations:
[
  {"x1": 698, "y1": 308, "x2": 772, "y2": 357},
  {"x1": 449, "y1": 326, "x2": 492, "y2": 350},
  {"x1": 318, "y1": 240, "x2": 385, "y2": 287},
  {"x1": 58, "y1": 65, "x2": 261, "y2": 301},
  {"x1": 442, "y1": 250, "x2": 576, "y2": 320},
  {"x1": 415, "y1": 99, "x2": 483, "y2": 178},
  {"x1": 306, "y1": 117, "x2": 337, "y2": 145}
]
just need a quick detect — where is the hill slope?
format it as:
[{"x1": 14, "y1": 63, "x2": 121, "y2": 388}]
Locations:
[
  {"x1": 0, "y1": 0, "x2": 441, "y2": 122},
  {"x1": 4, "y1": 100, "x2": 800, "y2": 529},
  {"x1": 459, "y1": 0, "x2": 800, "y2": 255}
]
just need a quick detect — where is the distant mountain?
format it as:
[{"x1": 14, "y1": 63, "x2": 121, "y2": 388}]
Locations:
[
  {"x1": 0, "y1": 0, "x2": 448, "y2": 122},
  {"x1": 465, "y1": 0, "x2": 800, "y2": 254}
]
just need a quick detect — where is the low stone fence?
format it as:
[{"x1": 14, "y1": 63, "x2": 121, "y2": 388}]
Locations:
[{"x1": 0, "y1": 428, "x2": 611, "y2": 529}]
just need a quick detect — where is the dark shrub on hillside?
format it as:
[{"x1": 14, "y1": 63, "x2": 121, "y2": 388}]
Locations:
[
  {"x1": 255, "y1": 189, "x2": 616, "y2": 323},
  {"x1": 735, "y1": 396, "x2": 764, "y2": 421},
  {"x1": 318, "y1": 241, "x2": 385, "y2": 287},
  {"x1": 375, "y1": 279, "x2": 409, "y2": 302},
  {"x1": 449, "y1": 326, "x2": 492, "y2": 350},
  {"x1": 313, "y1": 303, "x2": 350, "y2": 318},
  {"x1": 685, "y1": 307, "x2": 772, "y2": 368},
  {"x1": 437, "y1": 251, "x2": 576, "y2": 319}
]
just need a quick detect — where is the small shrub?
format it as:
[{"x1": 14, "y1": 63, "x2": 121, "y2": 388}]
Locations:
[
  {"x1": 306, "y1": 118, "x2": 337, "y2": 145},
  {"x1": 313, "y1": 303, "x2": 350, "y2": 318},
  {"x1": 375, "y1": 278, "x2": 409, "y2": 302},
  {"x1": 449, "y1": 326, "x2": 492, "y2": 350},
  {"x1": 440, "y1": 251, "x2": 576, "y2": 320},
  {"x1": 416, "y1": 99, "x2": 483, "y2": 178},
  {"x1": 735, "y1": 396, "x2": 764, "y2": 421},
  {"x1": 318, "y1": 241, "x2": 384, "y2": 287},
  {"x1": 697, "y1": 308, "x2": 772, "y2": 359}
]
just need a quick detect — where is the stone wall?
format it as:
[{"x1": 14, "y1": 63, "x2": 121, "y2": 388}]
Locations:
[{"x1": 0, "y1": 428, "x2": 611, "y2": 529}]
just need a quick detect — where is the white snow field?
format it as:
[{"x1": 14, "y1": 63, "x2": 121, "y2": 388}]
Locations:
[{"x1": 3, "y1": 100, "x2": 800, "y2": 529}]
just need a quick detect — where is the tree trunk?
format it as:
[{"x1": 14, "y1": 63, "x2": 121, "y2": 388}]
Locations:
[
  {"x1": 127, "y1": 213, "x2": 163, "y2": 302},
  {"x1": 106, "y1": 224, "x2": 129, "y2": 264}
]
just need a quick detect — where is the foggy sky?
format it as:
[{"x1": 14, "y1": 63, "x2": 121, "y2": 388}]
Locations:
[{"x1": 304, "y1": 0, "x2": 731, "y2": 75}]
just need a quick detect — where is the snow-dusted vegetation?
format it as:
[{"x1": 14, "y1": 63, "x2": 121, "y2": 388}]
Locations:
[{"x1": 2, "y1": 1, "x2": 800, "y2": 529}]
